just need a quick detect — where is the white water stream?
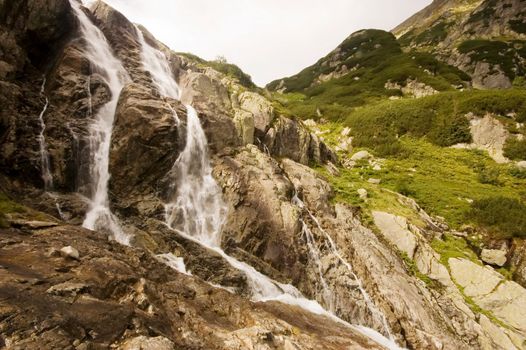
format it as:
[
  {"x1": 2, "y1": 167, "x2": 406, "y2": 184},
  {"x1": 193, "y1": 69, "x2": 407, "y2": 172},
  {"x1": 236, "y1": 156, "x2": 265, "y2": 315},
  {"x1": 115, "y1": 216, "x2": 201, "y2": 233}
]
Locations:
[
  {"x1": 69, "y1": 0, "x2": 131, "y2": 245},
  {"x1": 37, "y1": 77, "x2": 53, "y2": 190},
  {"x1": 292, "y1": 194, "x2": 394, "y2": 339},
  {"x1": 134, "y1": 13, "x2": 400, "y2": 349}
]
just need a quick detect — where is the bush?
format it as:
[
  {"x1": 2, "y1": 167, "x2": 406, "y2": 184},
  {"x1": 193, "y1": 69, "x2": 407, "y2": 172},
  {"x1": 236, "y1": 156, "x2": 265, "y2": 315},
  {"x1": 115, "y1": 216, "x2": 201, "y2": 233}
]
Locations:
[
  {"x1": 509, "y1": 167, "x2": 526, "y2": 179},
  {"x1": 477, "y1": 167, "x2": 502, "y2": 186},
  {"x1": 395, "y1": 179, "x2": 415, "y2": 197},
  {"x1": 503, "y1": 138, "x2": 526, "y2": 161},
  {"x1": 468, "y1": 197, "x2": 526, "y2": 238}
]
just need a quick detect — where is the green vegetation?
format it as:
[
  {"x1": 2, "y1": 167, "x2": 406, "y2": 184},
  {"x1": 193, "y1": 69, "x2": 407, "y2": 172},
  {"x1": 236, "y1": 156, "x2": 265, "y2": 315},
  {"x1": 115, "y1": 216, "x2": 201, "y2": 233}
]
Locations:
[
  {"x1": 509, "y1": 19, "x2": 526, "y2": 34},
  {"x1": 468, "y1": 197, "x2": 526, "y2": 238},
  {"x1": 343, "y1": 89, "x2": 526, "y2": 156},
  {"x1": 431, "y1": 234, "x2": 480, "y2": 266},
  {"x1": 0, "y1": 191, "x2": 25, "y2": 228},
  {"x1": 503, "y1": 138, "x2": 526, "y2": 160},
  {"x1": 268, "y1": 30, "x2": 470, "y2": 120},
  {"x1": 457, "y1": 39, "x2": 526, "y2": 79},
  {"x1": 176, "y1": 53, "x2": 256, "y2": 89},
  {"x1": 466, "y1": 0, "x2": 497, "y2": 26},
  {"x1": 413, "y1": 21, "x2": 450, "y2": 45}
]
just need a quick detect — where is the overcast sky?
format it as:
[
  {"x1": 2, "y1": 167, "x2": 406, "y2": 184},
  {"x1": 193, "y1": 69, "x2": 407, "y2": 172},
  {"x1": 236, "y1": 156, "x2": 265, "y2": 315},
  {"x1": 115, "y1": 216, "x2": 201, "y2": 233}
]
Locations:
[{"x1": 91, "y1": 0, "x2": 432, "y2": 86}]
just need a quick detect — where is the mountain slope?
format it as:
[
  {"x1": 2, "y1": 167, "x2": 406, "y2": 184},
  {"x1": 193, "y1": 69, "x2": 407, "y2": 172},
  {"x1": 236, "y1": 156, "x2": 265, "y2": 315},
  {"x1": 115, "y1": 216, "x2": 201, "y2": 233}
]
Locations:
[{"x1": 395, "y1": 0, "x2": 526, "y2": 88}]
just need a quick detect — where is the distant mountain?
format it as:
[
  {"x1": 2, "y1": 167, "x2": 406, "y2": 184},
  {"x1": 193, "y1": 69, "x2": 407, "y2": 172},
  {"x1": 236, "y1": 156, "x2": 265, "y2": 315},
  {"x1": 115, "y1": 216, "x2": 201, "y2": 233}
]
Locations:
[{"x1": 394, "y1": 0, "x2": 526, "y2": 88}]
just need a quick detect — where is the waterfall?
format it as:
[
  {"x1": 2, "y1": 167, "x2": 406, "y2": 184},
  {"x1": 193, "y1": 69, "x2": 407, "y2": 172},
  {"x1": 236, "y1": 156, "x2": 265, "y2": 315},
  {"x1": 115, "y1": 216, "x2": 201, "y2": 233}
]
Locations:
[
  {"x1": 136, "y1": 27, "x2": 180, "y2": 100},
  {"x1": 69, "y1": 0, "x2": 131, "y2": 245},
  {"x1": 292, "y1": 194, "x2": 393, "y2": 339},
  {"x1": 136, "y1": 21, "x2": 400, "y2": 349},
  {"x1": 37, "y1": 77, "x2": 53, "y2": 190}
]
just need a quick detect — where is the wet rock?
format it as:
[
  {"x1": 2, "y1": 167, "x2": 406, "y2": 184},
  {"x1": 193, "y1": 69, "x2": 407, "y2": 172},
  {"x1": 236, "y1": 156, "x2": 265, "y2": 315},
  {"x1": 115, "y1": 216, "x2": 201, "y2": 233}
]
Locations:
[{"x1": 109, "y1": 83, "x2": 183, "y2": 216}]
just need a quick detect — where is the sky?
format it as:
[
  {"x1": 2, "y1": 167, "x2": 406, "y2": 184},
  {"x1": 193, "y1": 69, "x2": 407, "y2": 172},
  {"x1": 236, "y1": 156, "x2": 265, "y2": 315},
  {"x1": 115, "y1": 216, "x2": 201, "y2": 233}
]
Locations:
[{"x1": 93, "y1": 0, "x2": 432, "y2": 86}]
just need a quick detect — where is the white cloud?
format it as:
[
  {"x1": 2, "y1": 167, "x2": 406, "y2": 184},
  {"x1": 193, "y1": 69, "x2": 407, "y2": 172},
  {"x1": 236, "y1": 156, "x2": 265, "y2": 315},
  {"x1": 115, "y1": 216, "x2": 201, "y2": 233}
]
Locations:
[{"x1": 95, "y1": 0, "x2": 432, "y2": 86}]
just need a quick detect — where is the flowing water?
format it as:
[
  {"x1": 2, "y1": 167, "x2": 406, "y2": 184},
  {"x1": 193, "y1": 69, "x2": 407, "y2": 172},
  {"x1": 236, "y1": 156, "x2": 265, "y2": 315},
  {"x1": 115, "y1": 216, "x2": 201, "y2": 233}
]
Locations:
[
  {"x1": 292, "y1": 194, "x2": 393, "y2": 339},
  {"x1": 69, "y1": 0, "x2": 130, "y2": 245},
  {"x1": 136, "y1": 17, "x2": 400, "y2": 349},
  {"x1": 37, "y1": 77, "x2": 53, "y2": 190},
  {"x1": 136, "y1": 27, "x2": 180, "y2": 100}
]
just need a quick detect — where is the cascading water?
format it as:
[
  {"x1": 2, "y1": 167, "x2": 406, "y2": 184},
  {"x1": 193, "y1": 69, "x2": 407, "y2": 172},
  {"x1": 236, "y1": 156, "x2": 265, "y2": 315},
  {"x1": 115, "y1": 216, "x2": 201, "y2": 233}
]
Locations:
[
  {"x1": 69, "y1": 0, "x2": 130, "y2": 245},
  {"x1": 37, "y1": 77, "x2": 53, "y2": 190},
  {"x1": 37, "y1": 76, "x2": 65, "y2": 219},
  {"x1": 292, "y1": 194, "x2": 393, "y2": 339},
  {"x1": 136, "y1": 23, "x2": 401, "y2": 349},
  {"x1": 136, "y1": 27, "x2": 180, "y2": 100}
]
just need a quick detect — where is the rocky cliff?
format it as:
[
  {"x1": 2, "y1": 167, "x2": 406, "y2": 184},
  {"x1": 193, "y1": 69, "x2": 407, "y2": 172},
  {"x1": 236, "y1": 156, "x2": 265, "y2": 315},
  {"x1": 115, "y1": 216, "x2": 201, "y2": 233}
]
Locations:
[
  {"x1": 394, "y1": 0, "x2": 526, "y2": 88},
  {"x1": 1, "y1": 1, "x2": 526, "y2": 350}
]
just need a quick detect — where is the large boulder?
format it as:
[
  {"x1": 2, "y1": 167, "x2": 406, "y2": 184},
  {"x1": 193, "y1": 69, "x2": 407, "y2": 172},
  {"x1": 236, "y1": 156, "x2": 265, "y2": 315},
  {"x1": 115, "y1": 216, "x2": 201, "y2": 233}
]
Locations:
[
  {"x1": 263, "y1": 116, "x2": 337, "y2": 165},
  {"x1": 109, "y1": 83, "x2": 182, "y2": 217},
  {"x1": 179, "y1": 71, "x2": 232, "y2": 115},
  {"x1": 237, "y1": 91, "x2": 274, "y2": 136}
]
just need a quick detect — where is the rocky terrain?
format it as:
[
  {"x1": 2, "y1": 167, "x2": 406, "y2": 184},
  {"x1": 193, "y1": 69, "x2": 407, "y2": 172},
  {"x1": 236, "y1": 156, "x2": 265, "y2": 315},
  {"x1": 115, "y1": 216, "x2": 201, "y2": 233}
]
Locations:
[{"x1": 1, "y1": 0, "x2": 526, "y2": 349}]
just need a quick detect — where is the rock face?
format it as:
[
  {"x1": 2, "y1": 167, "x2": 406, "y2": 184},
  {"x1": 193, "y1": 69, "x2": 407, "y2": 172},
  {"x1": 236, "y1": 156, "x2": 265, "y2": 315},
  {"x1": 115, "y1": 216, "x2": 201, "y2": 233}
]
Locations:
[
  {"x1": 452, "y1": 113, "x2": 510, "y2": 163},
  {"x1": 449, "y1": 258, "x2": 526, "y2": 338},
  {"x1": 372, "y1": 211, "x2": 417, "y2": 258},
  {"x1": 392, "y1": 0, "x2": 526, "y2": 88},
  {"x1": 480, "y1": 249, "x2": 507, "y2": 267}
]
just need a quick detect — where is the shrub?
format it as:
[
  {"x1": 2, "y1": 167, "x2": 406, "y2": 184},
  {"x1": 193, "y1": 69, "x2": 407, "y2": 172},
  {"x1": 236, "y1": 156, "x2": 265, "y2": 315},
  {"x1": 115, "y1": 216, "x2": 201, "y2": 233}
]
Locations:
[
  {"x1": 477, "y1": 167, "x2": 502, "y2": 186},
  {"x1": 503, "y1": 138, "x2": 526, "y2": 161},
  {"x1": 468, "y1": 197, "x2": 526, "y2": 238},
  {"x1": 395, "y1": 179, "x2": 415, "y2": 197},
  {"x1": 509, "y1": 167, "x2": 526, "y2": 179}
]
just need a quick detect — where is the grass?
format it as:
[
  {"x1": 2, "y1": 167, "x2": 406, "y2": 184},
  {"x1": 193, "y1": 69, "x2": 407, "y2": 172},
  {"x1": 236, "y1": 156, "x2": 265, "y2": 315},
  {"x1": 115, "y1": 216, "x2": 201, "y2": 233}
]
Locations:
[
  {"x1": 314, "y1": 127, "x2": 526, "y2": 234},
  {"x1": 267, "y1": 29, "x2": 470, "y2": 120},
  {"x1": 344, "y1": 89, "x2": 526, "y2": 156},
  {"x1": 0, "y1": 191, "x2": 26, "y2": 228},
  {"x1": 431, "y1": 233, "x2": 480, "y2": 266}
]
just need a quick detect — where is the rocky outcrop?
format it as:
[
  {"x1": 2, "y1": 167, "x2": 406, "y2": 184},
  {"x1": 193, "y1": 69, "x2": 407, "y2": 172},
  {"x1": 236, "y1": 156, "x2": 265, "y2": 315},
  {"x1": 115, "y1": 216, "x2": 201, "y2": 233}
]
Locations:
[
  {"x1": 0, "y1": 219, "x2": 383, "y2": 350},
  {"x1": 263, "y1": 116, "x2": 338, "y2": 166},
  {"x1": 452, "y1": 113, "x2": 510, "y2": 163},
  {"x1": 449, "y1": 258, "x2": 526, "y2": 339},
  {"x1": 384, "y1": 79, "x2": 439, "y2": 98},
  {"x1": 109, "y1": 83, "x2": 183, "y2": 216}
]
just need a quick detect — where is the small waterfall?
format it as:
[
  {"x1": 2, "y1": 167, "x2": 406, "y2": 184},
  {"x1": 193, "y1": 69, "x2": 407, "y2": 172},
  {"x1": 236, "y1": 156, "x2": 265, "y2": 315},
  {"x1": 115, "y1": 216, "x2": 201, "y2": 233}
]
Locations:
[
  {"x1": 136, "y1": 27, "x2": 180, "y2": 100},
  {"x1": 292, "y1": 194, "x2": 393, "y2": 339},
  {"x1": 164, "y1": 105, "x2": 227, "y2": 247},
  {"x1": 136, "y1": 20, "x2": 400, "y2": 349},
  {"x1": 37, "y1": 77, "x2": 65, "y2": 219},
  {"x1": 37, "y1": 77, "x2": 53, "y2": 190},
  {"x1": 69, "y1": 0, "x2": 131, "y2": 245},
  {"x1": 298, "y1": 215, "x2": 335, "y2": 311}
]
